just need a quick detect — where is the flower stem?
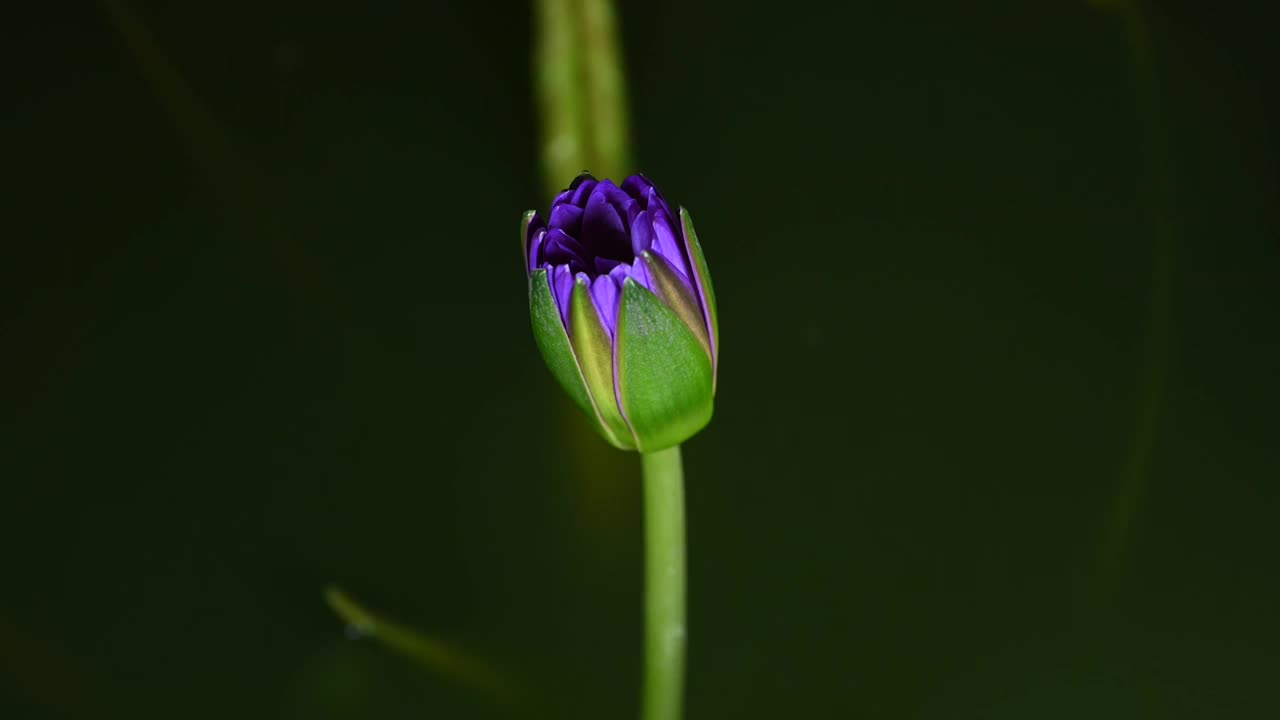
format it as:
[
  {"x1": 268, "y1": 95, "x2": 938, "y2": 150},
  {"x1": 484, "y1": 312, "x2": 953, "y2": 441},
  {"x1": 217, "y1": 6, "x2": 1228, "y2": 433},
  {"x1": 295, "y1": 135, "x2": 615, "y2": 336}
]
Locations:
[{"x1": 641, "y1": 445, "x2": 686, "y2": 720}]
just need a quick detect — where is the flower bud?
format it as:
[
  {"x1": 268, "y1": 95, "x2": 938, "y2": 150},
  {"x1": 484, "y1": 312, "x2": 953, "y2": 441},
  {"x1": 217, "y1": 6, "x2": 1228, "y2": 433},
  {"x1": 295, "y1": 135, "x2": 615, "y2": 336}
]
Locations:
[{"x1": 523, "y1": 173, "x2": 719, "y2": 452}]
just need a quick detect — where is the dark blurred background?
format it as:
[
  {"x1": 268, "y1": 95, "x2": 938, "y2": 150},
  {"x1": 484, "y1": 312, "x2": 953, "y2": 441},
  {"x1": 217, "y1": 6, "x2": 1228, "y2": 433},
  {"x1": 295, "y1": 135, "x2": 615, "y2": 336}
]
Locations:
[{"x1": 4, "y1": 1, "x2": 1277, "y2": 718}]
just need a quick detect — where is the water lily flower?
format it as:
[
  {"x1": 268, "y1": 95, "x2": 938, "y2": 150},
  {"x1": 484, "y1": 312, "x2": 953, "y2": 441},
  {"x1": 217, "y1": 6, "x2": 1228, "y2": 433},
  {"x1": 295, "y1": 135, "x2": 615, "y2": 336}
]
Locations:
[{"x1": 523, "y1": 173, "x2": 719, "y2": 451}]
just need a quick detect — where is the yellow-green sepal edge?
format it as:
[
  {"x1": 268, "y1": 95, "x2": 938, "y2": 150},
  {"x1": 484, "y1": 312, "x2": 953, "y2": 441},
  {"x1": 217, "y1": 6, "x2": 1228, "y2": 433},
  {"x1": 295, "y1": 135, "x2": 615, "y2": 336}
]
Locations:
[
  {"x1": 679, "y1": 207, "x2": 719, "y2": 386},
  {"x1": 569, "y1": 279, "x2": 636, "y2": 450},
  {"x1": 528, "y1": 269, "x2": 625, "y2": 448}
]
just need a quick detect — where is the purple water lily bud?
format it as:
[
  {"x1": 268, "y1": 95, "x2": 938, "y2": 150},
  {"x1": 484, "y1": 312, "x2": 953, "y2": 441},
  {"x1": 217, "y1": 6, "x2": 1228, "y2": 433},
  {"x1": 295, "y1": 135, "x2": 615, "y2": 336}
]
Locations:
[{"x1": 523, "y1": 173, "x2": 719, "y2": 452}]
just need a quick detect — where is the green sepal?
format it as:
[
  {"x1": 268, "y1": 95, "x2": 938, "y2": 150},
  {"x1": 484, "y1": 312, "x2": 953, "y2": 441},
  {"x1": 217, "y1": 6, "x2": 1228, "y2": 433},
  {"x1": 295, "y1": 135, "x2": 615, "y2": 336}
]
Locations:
[
  {"x1": 528, "y1": 269, "x2": 619, "y2": 446},
  {"x1": 639, "y1": 250, "x2": 712, "y2": 360},
  {"x1": 569, "y1": 279, "x2": 636, "y2": 449},
  {"x1": 616, "y1": 278, "x2": 715, "y2": 452},
  {"x1": 679, "y1": 208, "x2": 719, "y2": 383}
]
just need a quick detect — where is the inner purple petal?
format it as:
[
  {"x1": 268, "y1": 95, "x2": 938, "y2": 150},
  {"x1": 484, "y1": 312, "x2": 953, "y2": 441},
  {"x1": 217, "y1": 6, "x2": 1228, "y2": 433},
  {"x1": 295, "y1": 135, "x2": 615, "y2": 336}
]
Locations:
[
  {"x1": 649, "y1": 208, "x2": 691, "y2": 279},
  {"x1": 543, "y1": 228, "x2": 590, "y2": 273},
  {"x1": 581, "y1": 189, "x2": 633, "y2": 266},
  {"x1": 628, "y1": 258, "x2": 654, "y2": 293},
  {"x1": 548, "y1": 204, "x2": 585, "y2": 236},
  {"x1": 596, "y1": 181, "x2": 635, "y2": 227},
  {"x1": 622, "y1": 175, "x2": 655, "y2": 205},
  {"x1": 551, "y1": 264, "x2": 575, "y2": 326},
  {"x1": 527, "y1": 226, "x2": 546, "y2": 271},
  {"x1": 526, "y1": 213, "x2": 545, "y2": 245},
  {"x1": 645, "y1": 187, "x2": 676, "y2": 226},
  {"x1": 589, "y1": 274, "x2": 622, "y2": 336},
  {"x1": 530, "y1": 175, "x2": 690, "y2": 322},
  {"x1": 629, "y1": 208, "x2": 655, "y2": 256},
  {"x1": 569, "y1": 178, "x2": 598, "y2": 206},
  {"x1": 594, "y1": 256, "x2": 624, "y2": 274}
]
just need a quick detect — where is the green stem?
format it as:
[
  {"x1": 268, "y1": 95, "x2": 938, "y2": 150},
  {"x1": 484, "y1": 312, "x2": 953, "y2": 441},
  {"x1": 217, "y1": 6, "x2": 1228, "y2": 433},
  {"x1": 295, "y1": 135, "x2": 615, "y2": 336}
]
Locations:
[{"x1": 641, "y1": 445, "x2": 686, "y2": 720}]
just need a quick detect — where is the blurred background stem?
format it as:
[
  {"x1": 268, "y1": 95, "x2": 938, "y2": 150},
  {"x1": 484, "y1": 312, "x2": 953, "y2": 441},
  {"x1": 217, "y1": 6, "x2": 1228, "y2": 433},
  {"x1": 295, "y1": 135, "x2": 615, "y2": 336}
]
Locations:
[
  {"x1": 641, "y1": 446, "x2": 687, "y2": 720},
  {"x1": 534, "y1": 0, "x2": 631, "y2": 198}
]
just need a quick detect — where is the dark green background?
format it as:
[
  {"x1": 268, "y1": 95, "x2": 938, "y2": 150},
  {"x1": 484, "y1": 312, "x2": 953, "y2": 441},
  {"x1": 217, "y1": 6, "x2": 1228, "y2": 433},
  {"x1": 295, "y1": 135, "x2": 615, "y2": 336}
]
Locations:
[{"x1": 5, "y1": 1, "x2": 1277, "y2": 717}]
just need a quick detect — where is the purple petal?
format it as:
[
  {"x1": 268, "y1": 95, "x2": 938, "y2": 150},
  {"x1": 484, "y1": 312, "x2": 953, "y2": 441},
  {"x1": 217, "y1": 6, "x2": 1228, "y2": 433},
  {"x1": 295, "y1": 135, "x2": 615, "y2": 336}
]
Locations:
[
  {"x1": 594, "y1": 256, "x2": 624, "y2": 274},
  {"x1": 581, "y1": 186, "x2": 631, "y2": 260},
  {"x1": 609, "y1": 263, "x2": 631, "y2": 287},
  {"x1": 552, "y1": 264, "x2": 575, "y2": 328},
  {"x1": 594, "y1": 180, "x2": 639, "y2": 235},
  {"x1": 569, "y1": 177, "x2": 598, "y2": 206},
  {"x1": 595, "y1": 179, "x2": 631, "y2": 214},
  {"x1": 628, "y1": 258, "x2": 654, "y2": 293},
  {"x1": 621, "y1": 175, "x2": 656, "y2": 204},
  {"x1": 525, "y1": 212, "x2": 545, "y2": 248},
  {"x1": 527, "y1": 226, "x2": 546, "y2": 272},
  {"x1": 644, "y1": 185, "x2": 676, "y2": 222},
  {"x1": 629, "y1": 208, "x2": 654, "y2": 256},
  {"x1": 548, "y1": 204, "x2": 584, "y2": 236},
  {"x1": 649, "y1": 207, "x2": 692, "y2": 280},
  {"x1": 543, "y1": 228, "x2": 589, "y2": 271},
  {"x1": 553, "y1": 172, "x2": 593, "y2": 207},
  {"x1": 590, "y1": 274, "x2": 622, "y2": 337},
  {"x1": 623, "y1": 198, "x2": 641, "y2": 229}
]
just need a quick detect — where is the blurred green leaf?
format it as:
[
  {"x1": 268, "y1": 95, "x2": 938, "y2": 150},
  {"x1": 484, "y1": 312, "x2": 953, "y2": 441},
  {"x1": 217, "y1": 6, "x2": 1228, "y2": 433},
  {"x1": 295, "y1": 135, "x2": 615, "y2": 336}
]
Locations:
[{"x1": 323, "y1": 586, "x2": 510, "y2": 702}]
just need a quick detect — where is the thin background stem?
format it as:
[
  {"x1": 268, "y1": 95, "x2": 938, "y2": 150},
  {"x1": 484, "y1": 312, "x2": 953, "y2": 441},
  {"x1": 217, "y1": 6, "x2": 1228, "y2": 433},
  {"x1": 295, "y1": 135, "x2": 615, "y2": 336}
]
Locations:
[{"x1": 534, "y1": 0, "x2": 631, "y2": 198}]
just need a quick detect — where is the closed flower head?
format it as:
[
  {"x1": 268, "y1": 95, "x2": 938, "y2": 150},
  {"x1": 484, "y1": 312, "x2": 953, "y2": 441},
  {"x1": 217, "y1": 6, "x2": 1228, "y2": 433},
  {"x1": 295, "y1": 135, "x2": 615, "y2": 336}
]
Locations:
[{"x1": 523, "y1": 173, "x2": 719, "y2": 451}]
